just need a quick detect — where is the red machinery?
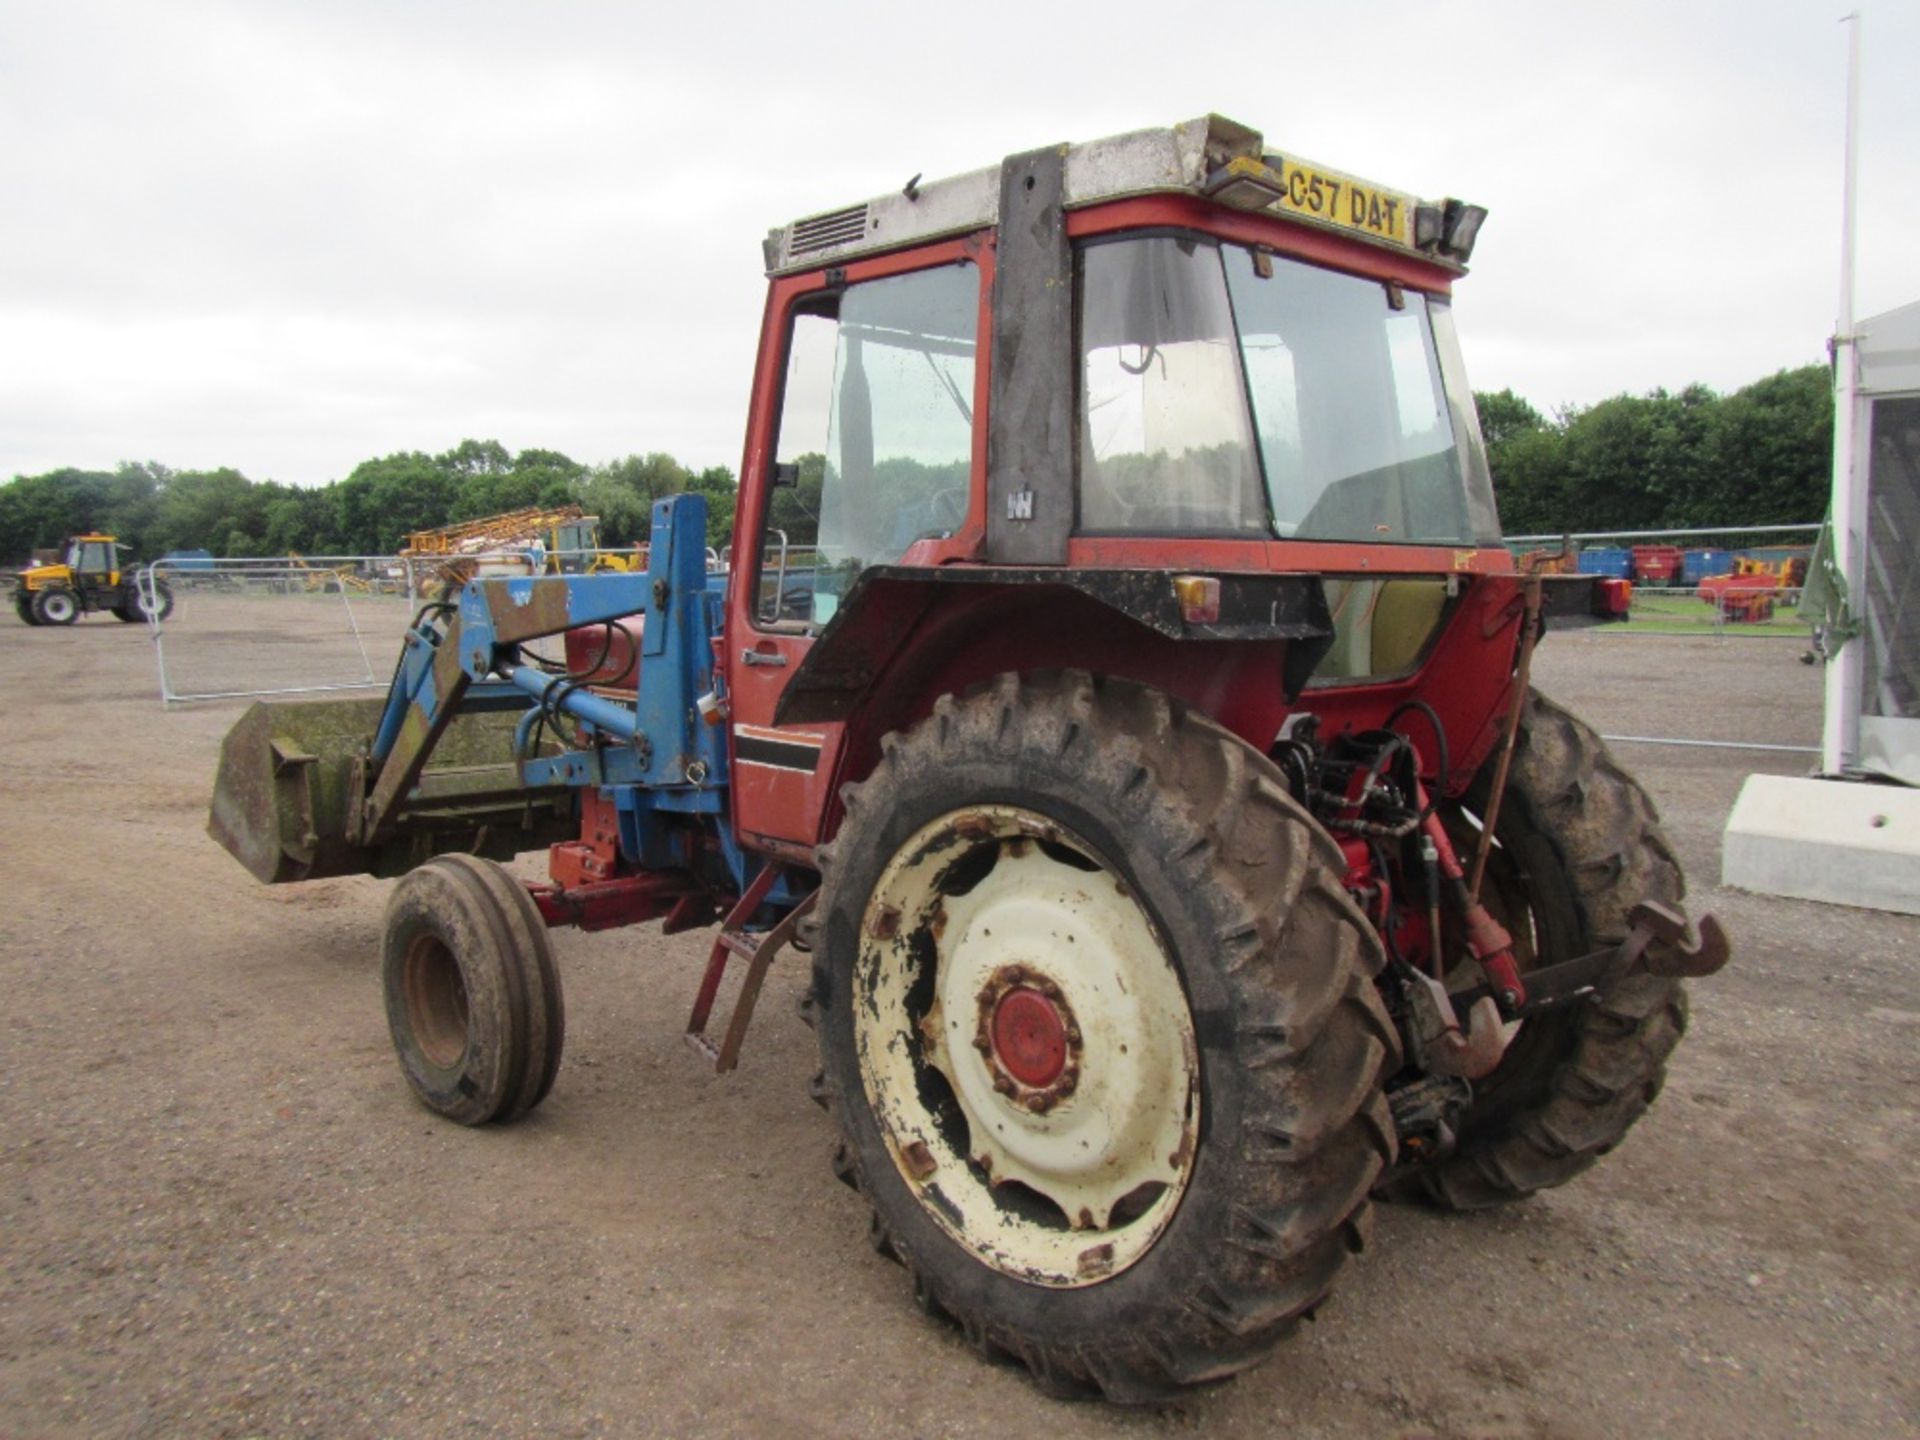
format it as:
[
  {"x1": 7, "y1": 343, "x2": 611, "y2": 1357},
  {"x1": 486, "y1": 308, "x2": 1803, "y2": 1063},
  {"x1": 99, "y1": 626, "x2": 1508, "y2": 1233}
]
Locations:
[
  {"x1": 209, "y1": 115, "x2": 1726, "y2": 1403},
  {"x1": 1631, "y1": 543, "x2": 1683, "y2": 586},
  {"x1": 1700, "y1": 557, "x2": 1792, "y2": 622}
]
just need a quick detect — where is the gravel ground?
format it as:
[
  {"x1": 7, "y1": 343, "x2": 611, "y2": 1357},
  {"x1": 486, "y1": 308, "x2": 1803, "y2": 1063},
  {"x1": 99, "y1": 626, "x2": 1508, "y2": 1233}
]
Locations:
[{"x1": 1, "y1": 606, "x2": 1915, "y2": 1439}]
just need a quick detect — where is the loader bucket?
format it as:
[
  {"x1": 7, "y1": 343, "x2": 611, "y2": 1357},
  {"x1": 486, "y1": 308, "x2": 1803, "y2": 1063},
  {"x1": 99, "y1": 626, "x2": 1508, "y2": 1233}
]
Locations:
[{"x1": 209, "y1": 695, "x2": 572, "y2": 884}]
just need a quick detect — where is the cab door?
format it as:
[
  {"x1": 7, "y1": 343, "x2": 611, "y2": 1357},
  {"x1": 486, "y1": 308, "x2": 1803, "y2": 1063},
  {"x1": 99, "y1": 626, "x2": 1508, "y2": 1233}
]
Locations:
[
  {"x1": 725, "y1": 255, "x2": 983, "y2": 855},
  {"x1": 74, "y1": 539, "x2": 117, "y2": 589}
]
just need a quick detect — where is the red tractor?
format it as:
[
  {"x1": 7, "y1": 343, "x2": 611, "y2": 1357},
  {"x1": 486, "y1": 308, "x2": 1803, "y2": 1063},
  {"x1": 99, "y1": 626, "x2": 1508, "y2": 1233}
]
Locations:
[{"x1": 210, "y1": 115, "x2": 1725, "y2": 1402}]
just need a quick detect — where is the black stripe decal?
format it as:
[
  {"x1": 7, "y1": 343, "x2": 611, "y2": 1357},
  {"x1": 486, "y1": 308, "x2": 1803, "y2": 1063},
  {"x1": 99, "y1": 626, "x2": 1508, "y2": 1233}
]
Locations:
[{"x1": 736, "y1": 734, "x2": 822, "y2": 773}]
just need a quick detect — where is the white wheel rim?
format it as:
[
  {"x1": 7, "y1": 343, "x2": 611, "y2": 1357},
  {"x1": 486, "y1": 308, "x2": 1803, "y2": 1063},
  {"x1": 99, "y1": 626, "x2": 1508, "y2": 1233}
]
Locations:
[
  {"x1": 43, "y1": 592, "x2": 75, "y2": 621},
  {"x1": 854, "y1": 806, "x2": 1199, "y2": 1288}
]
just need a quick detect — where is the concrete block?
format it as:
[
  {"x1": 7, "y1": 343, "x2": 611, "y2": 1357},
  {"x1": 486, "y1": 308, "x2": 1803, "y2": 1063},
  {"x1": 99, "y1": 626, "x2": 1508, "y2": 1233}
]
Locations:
[{"x1": 1721, "y1": 773, "x2": 1920, "y2": 915}]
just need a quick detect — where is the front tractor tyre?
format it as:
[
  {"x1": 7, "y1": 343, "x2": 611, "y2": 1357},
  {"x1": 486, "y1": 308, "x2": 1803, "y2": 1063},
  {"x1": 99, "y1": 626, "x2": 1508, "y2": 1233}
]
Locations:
[
  {"x1": 1407, "y1": 691, "x2": 1689, "y2": 1209},
  {"x1": 810, "y1": 671, "x2": 1399, "y2": 1402},
  {"x1": 382, "y1": 854, "x2": 565, "y2": 1126},
  {"x1": 32, "y1": 588, "x2": 79, "y2": 625},
  {"x1": 13, "y1": 591, "x2": 39, "y2": 626}
]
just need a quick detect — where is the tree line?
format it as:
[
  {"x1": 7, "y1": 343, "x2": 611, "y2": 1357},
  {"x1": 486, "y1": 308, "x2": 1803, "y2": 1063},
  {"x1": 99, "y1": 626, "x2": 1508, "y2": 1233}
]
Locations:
[
  {"x1": 1477, "y1": 364, "x2": 1830, "y2": 535},
  {"x1": 0, "y1": 363, "x2": 1832, "y2": 564},
  {"x1": 0, "y1": 441, "x2": 740, "y2": 564}
]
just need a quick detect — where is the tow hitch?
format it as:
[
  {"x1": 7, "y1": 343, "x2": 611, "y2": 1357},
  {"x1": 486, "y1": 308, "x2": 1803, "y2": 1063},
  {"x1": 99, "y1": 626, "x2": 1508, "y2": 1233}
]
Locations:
[
  {"x1": 1407, "y1": 902, "x2": 1728, "y2": 1082},
  {"x1": 1501, "y1": 901, "x2": 1730, "y2": 1015}
]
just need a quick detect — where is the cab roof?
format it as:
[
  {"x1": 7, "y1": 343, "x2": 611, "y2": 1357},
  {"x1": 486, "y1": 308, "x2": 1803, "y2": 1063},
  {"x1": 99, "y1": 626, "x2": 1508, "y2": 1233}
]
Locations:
[{"x1": 762, "y1": 114, "x2": 1484, "y2": 278}]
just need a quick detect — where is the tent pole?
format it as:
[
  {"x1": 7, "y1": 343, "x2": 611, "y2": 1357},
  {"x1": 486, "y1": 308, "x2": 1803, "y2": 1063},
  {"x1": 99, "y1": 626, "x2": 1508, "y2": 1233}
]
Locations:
[{"x1": 1822, "y1": 11, "x2": 1864, "y2": 777}]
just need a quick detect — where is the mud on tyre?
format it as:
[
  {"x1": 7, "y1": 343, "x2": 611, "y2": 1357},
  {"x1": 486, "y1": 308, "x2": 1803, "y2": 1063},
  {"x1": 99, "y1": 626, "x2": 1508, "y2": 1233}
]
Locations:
[
  {"x1": 808, "y1": 670, "x2": 1399, "y2": 1402},
  {"x1": 1407, "y1": 690, "x2": 1689, "y2": 1210}
]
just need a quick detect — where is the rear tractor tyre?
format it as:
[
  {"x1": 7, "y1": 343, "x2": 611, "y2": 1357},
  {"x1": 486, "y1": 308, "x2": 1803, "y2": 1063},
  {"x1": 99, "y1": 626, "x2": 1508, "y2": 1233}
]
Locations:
[
  {"x1": 132, "y1": 578, "x2": 174, "y2": 622},
  {"x1": 32, "y1": 588, "x2": 79, "y2": 625},
  {"x1": 811, "y1": 670, "x2": 1399, "y2": 1402},
  {"x1": 1406, "y1": 690, "x2": 1688, "y2": 1210},
  {"x1": 382, "y1": 854, "x2": 565, "y2": 1125}
]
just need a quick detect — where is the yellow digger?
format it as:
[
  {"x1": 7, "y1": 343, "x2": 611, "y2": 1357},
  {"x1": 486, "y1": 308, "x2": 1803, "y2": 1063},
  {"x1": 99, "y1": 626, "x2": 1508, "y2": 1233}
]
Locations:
[{"x1": 12, "y1": 534, "x2": 173, "y2": 625}]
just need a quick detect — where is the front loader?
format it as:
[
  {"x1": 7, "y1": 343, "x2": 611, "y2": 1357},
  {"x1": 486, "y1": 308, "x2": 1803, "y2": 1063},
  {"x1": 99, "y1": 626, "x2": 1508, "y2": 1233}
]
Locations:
[{"x1": 208, "y1": 114, "x2": 1727, "y2": 1402}]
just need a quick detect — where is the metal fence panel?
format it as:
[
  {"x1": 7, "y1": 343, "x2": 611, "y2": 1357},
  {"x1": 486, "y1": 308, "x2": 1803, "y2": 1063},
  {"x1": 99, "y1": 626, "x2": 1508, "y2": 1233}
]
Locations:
[
  {"x1": 1505, "y1": 523, "x2": 1822, "y2": 550},
  {"x1": 142, "y1": 560, "x2": 417, "y2": 705},
  {"x1": 136, "y1": 548, "x2": 656, "y2": 706},
  {"x1": 1624, "y1": 585, "x2": 1807, "y2": 639}
]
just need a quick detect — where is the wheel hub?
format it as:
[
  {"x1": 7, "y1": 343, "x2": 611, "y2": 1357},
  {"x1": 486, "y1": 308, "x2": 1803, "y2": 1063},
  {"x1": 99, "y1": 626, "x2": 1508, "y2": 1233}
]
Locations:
[
  {"x1": 403, "y1": 933, "x2": 470, "y2": 1069},
  {"x1": 978, "y1": 968, "x2": 1079, "y2": 1104}
]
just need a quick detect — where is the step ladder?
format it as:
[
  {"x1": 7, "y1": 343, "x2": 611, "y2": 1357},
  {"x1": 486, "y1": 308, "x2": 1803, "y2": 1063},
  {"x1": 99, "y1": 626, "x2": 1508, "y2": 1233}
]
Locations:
[{"x1": 684, "y1": 865, "x2": 817, "y2": 1073}]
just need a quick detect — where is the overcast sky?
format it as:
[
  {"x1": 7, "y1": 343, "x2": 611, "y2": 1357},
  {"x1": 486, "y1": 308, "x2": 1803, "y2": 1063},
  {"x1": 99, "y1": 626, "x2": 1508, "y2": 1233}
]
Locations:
[{"x1": 3, "y1": 0, "x2": 1915, "y2": 487}]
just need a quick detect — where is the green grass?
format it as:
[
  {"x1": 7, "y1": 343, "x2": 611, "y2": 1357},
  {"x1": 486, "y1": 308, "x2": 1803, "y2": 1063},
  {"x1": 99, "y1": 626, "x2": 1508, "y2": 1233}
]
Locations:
[{"x1": 1618, "y1": 588, "x2": 1808, "y2": 636}]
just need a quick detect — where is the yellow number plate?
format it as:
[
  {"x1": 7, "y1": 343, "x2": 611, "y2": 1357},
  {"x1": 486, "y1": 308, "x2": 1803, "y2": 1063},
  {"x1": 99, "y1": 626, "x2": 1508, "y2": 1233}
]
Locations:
[{"x1": 1273, "y1": 159, "x2": 1414, "y2": 247}]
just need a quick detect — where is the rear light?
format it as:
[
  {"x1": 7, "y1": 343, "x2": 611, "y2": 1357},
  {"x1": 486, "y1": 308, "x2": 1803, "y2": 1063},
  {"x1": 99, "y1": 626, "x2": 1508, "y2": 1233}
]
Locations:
[
  {"x1": 1173, "y1": 574, "x2": 1221, "y2": 625},
  {"x1": 1599, "y1": 578, "x2": 1633, "y2": 615}
]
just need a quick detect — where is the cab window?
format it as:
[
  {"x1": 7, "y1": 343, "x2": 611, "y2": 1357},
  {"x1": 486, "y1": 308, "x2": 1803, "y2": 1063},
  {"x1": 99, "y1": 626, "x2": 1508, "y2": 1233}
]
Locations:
[
  {"x1": 757, "y1": 262, "x2": 977, "y2": 627},
  {"x1": 552, "y1": 520, "x2": 595, "y2": 573},
  {"x1": 1076, "y1": 236, "x2": 1268, "y2": 536},
  {"x1": 1222, "y1": 244, "x2": 1486, "y2": 544}
]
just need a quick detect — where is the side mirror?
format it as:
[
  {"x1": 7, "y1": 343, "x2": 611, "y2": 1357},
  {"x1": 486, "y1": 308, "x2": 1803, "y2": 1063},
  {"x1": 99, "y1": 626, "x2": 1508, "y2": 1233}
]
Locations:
[{"x1": 772, "y1": 462, "x2": 799, "y2": 489}]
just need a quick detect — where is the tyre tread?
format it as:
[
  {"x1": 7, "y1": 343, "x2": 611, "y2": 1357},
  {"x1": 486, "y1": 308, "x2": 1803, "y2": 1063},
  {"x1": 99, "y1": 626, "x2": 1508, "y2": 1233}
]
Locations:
[
  {"x1": 1416, "y1": 691, "x2": 1688, "y2": 1212},
  {"x1": 382, "y1": 854, "x2": 563, "y2": 1126},
  {"x1": 812, "y1": 669, "x2": 1396, "y2": 1402}
]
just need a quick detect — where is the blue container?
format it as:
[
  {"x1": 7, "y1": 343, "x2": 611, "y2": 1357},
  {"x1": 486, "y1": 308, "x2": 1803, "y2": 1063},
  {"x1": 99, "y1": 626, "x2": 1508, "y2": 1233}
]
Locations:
[
  {"x1": 1682, "y1": 548, "x2": 1734, "y2": 583},
  {"x1": 1577, "y1": 547, "x2": 1633, "y2": 579}
]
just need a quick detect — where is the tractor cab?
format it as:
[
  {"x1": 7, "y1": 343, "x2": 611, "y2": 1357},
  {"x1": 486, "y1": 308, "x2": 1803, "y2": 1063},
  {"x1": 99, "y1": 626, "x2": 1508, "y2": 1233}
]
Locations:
[
  {"x1": 755, "y1": 143, "x2": 1495, "y2": 607},
  {"x1": 74, "y1": 534, "x2": 121, "y2": 581},
  {"x1": 551, "y1": 517, "x2": 598, "y2": 572},
  {"x1": 23, "y1": 533, "x2": 120, "y2": 589},
  {"x1": 725, "y1": 116, "x2": 1547, "y2": 858}
]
